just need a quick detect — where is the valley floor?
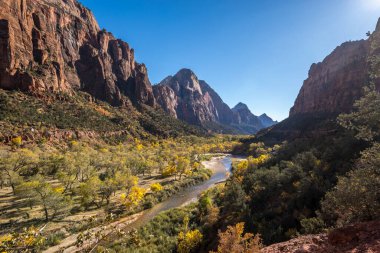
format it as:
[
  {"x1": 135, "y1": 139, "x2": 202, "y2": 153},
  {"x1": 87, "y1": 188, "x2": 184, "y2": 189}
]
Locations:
[{"x1": 41, "y1": 155, "x2": 232, "y2": 253}]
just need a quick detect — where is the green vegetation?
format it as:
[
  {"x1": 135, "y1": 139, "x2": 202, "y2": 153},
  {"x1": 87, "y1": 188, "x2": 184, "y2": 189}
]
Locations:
[
  {"x1": 0, "y1": 132, "x2": 238, "y2": 252},
  {"x1": 0, "y1": 89, "x2": 203, "y2": 144},
  {"x1": 198, "y1": 85, "x2": 380, "y2": 248},
  {"x1": 1, "y1": 83, "x2": 378, "y2": 253}
]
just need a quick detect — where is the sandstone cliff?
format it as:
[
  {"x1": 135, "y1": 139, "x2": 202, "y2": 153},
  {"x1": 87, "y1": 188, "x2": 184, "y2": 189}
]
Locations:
[
  {"x1": 290, "y1": 18, "x2": 380, "y2": 116},
  {"x1": 0, "y1": 0, "x2": 155, "y2": 106}
]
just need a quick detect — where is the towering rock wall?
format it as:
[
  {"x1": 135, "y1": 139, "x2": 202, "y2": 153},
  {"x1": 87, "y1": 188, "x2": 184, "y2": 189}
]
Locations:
[
  {"x1": 290, "y1": 40, "x2": 370, "y2": 116},
  {"x1": 290, "y1": 18, "x2": 380, "y2": 116},
  {"x1": 0, "y1": 0, "x2": 155, "y2": 106}
]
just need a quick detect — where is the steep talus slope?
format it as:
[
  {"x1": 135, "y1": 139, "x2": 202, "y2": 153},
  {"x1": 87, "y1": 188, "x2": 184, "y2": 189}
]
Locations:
[
  {"x1": 153, "y1": 69, "x2": 276, "y2": 134},
  {"x1": 0, "y1": 0, "x2": 155, "y2": 106}
]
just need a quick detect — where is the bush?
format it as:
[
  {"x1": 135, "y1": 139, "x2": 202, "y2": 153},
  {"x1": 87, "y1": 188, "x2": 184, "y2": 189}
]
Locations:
[{"x1": 321, "y1": 143, "x2": 380, "y2": 227}]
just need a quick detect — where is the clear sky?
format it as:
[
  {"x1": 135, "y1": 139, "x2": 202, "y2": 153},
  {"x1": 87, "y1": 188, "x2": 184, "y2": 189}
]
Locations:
[{"x1": 79, "y1": 0, "x2": 380, "y2": 121}]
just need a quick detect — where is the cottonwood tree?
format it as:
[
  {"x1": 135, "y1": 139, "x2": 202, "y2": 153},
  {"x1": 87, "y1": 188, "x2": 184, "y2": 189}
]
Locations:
[
  {"x1": 17, "y1": 177, "x2": 71, "y2": 221},
  {"x1": 0, "y1": 149, "x2": 39, "y2": 195},
  {"x1": 76, "y1": 176, "x2": 102, "y2": 209}
]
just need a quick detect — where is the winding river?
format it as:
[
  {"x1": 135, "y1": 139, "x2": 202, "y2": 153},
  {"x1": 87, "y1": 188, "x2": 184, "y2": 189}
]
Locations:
[
  {"x1": 124, "y1": 154, "x2": 234, "y2": 230},
  {"x1": 47, "y1": 155, "x2": 236, "y2": 253}
]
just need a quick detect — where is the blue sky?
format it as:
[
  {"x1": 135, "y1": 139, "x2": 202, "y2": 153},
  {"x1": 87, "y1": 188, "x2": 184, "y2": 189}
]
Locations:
[{"x1": 79, "y1": 0, "x2": 380, "y2": 121}]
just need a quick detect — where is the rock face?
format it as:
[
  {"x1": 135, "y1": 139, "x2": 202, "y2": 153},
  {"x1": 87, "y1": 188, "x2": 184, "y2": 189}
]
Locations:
[
  {"x1": 261, "y1": 220, "x2": 380, "y2": 253},
  {"x1": 290, "y1": 18, "x2": 380, "y2": 116},
  {"x1": 153, "y1": 69, "x2": 223, "y2": 125},
  {"x1": 0, "y1": 0, "x2": 155, "y2": 106},
  {"x1": 153, "y1": 69, "x2": 276, "y2": 133},
  {"x1": 231, "y1": 102, "x2": 264, "y2": 130},
  {"x1": 259, "y1": 113, "x2": 278, "y2": 128},
  {"x1": 290, "y1": 40, "x2": 369, "y2": 116}
]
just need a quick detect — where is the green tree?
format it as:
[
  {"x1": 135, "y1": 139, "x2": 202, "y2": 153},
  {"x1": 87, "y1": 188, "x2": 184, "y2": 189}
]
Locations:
[
  {"x1": 76, "y1": 176, "x2": 102, "y2": 209},
  {"x1": 321, "y1": 143, "x2": 380, "y2": 226},
  {"x1": 338, "y1": 85, "x2": 380, "y2": 141},
  {"x1": 17, "y1": 177, "x2": 71, "y2": 221},
  {"x1": 0, "y1": 149, "x2": 39, "y2": 194}
]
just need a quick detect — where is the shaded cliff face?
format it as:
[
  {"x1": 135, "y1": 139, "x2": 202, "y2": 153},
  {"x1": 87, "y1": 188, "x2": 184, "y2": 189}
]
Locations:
[
  {"x1": 290, "y1": 40, "x2": 370, "y2": 116},
  {"x1": 290, "y1": 18, "x2": 380, "y2": 116},
  {"x1": 0, "y1": 0, "x2": 155, "y2": 106}
]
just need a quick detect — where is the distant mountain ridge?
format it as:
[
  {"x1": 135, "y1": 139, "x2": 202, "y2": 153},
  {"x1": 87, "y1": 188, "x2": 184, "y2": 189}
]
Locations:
[{"x1": 153, "y1": 69, "x2": 277, "y2": 134}]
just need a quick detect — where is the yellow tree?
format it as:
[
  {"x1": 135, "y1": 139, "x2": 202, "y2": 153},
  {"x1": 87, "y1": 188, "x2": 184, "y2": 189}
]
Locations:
[
  {"x1": 177, "y1": 216, "x2": 203, "y2": 253},
  {"x1": 210, "y1": 223, "x2": 261, "y2": 253},
  {"x1": 121, "y1": 186, "x2": 146, "y2": 209},
  {"x1": 176, "y1": 156, "x2": 191, "y2": 180}
]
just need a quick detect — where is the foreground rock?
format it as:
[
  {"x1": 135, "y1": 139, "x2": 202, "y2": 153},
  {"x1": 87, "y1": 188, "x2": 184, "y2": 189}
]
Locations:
[{"x1": 261, "y1": 221, "x2": 380, "y2": 253}]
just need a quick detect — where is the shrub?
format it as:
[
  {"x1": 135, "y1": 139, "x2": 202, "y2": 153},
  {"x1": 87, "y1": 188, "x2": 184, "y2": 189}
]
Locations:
[
  {"x1": 11, "y1": 136, "x2": 22, "y2": 146},
  {"x1": 150, "y1": 183, "x2": 163, "y2": 192}
]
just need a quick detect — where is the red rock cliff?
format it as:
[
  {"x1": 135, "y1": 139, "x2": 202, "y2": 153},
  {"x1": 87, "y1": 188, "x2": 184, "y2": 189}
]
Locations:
[
  {"x1": 290, "y1": 40, "x2": 370, "y2": 116},
  {"x1": 0, "y1": 0, "x2": 155, "y2": 106}
]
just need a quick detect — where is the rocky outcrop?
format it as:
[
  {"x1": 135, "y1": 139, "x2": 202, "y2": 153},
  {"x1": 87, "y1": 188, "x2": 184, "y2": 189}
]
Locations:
[
  {"x1": 261, "y1": 220, "x2": 380, "y2": 253},
  {"x1": 153, "y1": 69, "x2": 276, "y2": 133},
  {"x1": 0, "y1": 0, "x2": 155, "y2": 106}
]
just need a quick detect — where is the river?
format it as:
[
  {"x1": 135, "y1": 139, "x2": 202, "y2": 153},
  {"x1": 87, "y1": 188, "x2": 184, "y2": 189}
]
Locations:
[
  {"x1": 48, "y1": 154, "x2": 236, "y2": 253},
  {"x1": 122, "y1": 154, "x2": 234, "y2": 231}
]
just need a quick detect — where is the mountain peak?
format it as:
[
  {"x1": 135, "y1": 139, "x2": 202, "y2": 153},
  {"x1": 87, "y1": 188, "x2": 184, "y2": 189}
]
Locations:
[
  {"x1": 175, "y1": 68, "x2": 196, "y2": 78},
  {"x1": 259, "y1": 113, "x2": 277, "y2": 127},
  {"x1": 232, "y1": 102, "x2": 250, "y2": 112}
]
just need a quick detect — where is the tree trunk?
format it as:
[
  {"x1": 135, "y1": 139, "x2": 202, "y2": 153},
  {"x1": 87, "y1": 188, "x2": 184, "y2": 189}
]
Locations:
[
  {"x1": 44, "y1": 207, "x2": 49, "y2": 221},
  {"x1": 11, "y1": 183, "x2": 15, "y2": 195}
]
